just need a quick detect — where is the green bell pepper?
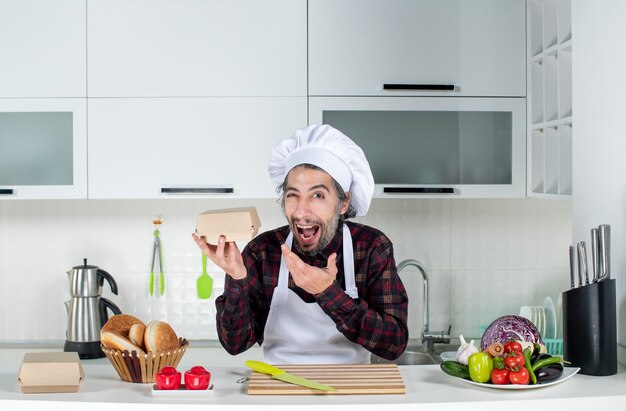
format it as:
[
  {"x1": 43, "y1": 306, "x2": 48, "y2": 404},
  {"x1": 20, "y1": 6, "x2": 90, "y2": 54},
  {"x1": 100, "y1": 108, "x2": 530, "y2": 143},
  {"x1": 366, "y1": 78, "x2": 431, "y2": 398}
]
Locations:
[{"x1": 468, "y1": 352, "x2": 494, "y2": 383}]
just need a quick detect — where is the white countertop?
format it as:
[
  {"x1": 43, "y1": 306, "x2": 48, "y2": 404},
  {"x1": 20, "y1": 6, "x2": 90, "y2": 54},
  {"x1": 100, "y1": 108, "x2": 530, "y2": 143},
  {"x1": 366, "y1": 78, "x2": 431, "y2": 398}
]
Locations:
[{"x1": 2, "y1": 347, "x2": 626, "y2": 411}]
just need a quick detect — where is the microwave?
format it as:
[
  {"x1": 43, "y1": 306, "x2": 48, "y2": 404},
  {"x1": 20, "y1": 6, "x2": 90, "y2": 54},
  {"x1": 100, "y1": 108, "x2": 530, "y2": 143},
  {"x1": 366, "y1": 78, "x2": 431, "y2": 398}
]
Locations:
[{"x1": 309, "y1": 97, "x2": 526, "y2": 198}]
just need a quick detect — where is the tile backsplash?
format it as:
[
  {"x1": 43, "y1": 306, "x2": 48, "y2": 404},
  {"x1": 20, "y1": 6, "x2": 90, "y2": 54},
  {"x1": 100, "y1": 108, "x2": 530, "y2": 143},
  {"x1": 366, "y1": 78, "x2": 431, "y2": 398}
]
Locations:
[{"x1": 0, "y1": 197, "x2": 571, "y2": 343}]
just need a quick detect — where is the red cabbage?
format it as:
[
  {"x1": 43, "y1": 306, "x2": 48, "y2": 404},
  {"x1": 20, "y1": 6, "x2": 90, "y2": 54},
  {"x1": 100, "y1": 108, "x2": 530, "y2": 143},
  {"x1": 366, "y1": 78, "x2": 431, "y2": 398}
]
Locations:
[{"x1": 481, "y1": 315, "x2": 544, "y2": 351}]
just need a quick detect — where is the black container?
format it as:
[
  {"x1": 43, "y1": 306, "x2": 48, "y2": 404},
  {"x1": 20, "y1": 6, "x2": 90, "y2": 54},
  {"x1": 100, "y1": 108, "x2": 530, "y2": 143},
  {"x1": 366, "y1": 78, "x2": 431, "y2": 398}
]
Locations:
[{"x1": 562, "y1": 279, "x2": 617, "y2": 376}]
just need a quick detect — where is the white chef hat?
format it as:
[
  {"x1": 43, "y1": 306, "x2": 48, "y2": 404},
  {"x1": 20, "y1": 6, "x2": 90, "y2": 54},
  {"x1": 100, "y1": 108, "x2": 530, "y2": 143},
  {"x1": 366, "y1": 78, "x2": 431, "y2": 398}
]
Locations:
[{"x1": 268, "y1": 124, "x2": 375, "y2": 216}]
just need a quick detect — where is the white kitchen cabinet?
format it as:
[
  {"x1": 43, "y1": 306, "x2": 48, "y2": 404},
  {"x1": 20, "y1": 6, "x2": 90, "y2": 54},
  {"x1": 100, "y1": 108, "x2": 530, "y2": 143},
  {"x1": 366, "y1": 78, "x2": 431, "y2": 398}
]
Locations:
[
  {"x1": 308, "y1": 0, "x2": 526, "y2": 97},
  {"x1": 0, "y1": 99, "x2": 87, "y2": 199},
  {"x1": 0, "y1": 0, "x2": 86, "y2": 98},
  {"x1": 87, "y1": 0, "x2": 307, "y2": 98},
  {"x1": 87, "y1": 97, "x2": 307, "y2": 199},
  {"x1": 527, "y1": 0, "x2": 572, "y2": 197},
  {"x1": 310, "y1": 96, "x2": 527, "y2": 198}
]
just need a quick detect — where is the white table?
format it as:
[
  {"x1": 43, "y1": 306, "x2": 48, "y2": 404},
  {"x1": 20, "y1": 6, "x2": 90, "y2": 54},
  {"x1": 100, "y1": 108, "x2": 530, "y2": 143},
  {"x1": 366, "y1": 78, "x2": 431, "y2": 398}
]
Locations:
[{"x1": 1, "y1": 347, "x2": 625, "y2": 411}]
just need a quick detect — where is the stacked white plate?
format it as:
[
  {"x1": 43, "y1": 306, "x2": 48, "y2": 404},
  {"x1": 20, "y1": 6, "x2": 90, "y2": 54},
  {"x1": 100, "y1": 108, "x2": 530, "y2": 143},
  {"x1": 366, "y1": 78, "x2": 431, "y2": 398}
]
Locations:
[
  {"x1": 543, "y1": 296, "x2": 557, "y2": 339},
  {"x1": 519, "y1": 304, "x2": 549, "y2": 338},
  {"x1": 519, "y1": 297, "x2": 558, "y2": 339}
]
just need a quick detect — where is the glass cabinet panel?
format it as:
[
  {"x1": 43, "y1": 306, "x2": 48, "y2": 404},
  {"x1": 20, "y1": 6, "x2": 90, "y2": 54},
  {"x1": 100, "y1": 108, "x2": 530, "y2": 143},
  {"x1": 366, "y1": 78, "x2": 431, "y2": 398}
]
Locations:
[
  {"x1": 0, "y1": 98, "x2": 86, "y2": 199},
  {"x1": 323, "y1": 110, "x2": 513, "y2": 185},
  {"x1": 309, "y1": 97, "x2": 526, "y2": 198},
  {"x1": 0, "y1": 112, "x2": 73, "y2": 185}
]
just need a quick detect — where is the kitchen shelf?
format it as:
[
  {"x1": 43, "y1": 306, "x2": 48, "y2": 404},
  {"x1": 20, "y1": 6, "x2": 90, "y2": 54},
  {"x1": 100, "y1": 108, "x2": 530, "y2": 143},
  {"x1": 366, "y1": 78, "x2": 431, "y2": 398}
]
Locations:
[{"x1": 527, "y1": 0, "x2": 573, "y2": 198}]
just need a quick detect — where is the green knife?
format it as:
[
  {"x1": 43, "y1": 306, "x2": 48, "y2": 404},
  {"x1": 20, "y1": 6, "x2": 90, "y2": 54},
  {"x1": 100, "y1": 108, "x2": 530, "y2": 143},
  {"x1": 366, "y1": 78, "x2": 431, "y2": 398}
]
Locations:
[{"x1": 245, "y1": 360, "x2": 336, "y2": 392}]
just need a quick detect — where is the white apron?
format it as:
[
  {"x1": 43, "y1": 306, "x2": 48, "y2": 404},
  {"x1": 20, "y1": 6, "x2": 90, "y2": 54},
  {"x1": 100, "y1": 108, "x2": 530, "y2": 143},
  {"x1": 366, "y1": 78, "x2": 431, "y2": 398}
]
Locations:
[{"x1": 262, "y1": 224, "x2": 371, "y2": 364}]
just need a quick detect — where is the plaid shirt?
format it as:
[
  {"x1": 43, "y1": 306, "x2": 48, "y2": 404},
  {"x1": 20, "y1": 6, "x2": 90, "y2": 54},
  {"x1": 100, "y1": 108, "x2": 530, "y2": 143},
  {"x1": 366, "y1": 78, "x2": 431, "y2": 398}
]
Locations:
[{"x1": 215, "y1": 221, "x2": 409, "y2": 361}]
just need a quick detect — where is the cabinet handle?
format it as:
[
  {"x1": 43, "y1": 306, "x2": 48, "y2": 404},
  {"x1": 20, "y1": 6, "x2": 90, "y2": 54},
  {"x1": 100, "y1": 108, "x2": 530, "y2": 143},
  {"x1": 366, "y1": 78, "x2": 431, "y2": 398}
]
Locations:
[
  {"x1": 0, "y1": 188, "x2": 14, "y2": 195},
  {"x1": 161, "y1": 187, "x2": 234, "y2": 194},
  {"x1": 383, "y1": 84, "x2": 455, "y2": 91},
  {"x1": 383, "y1": 187, "x2": 455, "y2": 194}
]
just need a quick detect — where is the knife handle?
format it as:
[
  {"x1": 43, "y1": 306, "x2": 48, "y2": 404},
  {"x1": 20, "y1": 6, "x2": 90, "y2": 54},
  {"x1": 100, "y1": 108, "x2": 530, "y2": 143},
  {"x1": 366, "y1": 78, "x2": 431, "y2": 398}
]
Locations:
[
  {"x1": 568, "y1": 245, "x2": 576, "y2": 288},
  {"x1": 580, "y1": 241, "x2": 589, "y2": 285},
  {"x1": 591, "y1": 228, "x2": 599, "y2": 282},
  {"x1": 576, "y1": 242, "x2": 585, "y2": 287},
  {"x1": 598, "y1": 224, "x2": 610, "y2": 280},
  {"x1": 245, "y1": 360, "x2": 283, "y2": 376}
]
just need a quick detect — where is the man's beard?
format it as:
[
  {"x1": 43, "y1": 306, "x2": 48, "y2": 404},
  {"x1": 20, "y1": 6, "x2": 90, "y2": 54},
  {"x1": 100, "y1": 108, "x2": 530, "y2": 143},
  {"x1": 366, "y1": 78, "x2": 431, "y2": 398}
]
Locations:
[{"x1": 288, "y1": 207, "x2": 342, "y2": 256}]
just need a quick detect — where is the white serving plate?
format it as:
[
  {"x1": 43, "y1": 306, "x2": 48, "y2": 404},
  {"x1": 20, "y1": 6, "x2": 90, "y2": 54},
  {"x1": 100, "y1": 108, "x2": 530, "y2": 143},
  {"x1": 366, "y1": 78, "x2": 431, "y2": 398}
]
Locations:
[
  {"x1": 151, "y1": 384, "x2": 214, "y2": 398},
  {"x1": 440, "y1": 351, "x2": 457, "y2": 362},
  {"x1": 450, "y1": 367, "x2": 580, "y2": 390}
]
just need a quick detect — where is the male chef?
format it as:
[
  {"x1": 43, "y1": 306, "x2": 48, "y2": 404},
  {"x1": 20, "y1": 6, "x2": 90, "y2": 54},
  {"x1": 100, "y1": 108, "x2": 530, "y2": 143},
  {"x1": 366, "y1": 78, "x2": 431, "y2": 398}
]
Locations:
[{"x1": 192, "y1": 124, "x2": 408, "y2": 364}]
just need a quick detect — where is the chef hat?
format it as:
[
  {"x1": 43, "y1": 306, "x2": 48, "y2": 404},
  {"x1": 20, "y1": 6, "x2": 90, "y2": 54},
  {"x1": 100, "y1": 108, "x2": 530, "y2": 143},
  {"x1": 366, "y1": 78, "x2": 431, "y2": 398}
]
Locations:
[{"x1": 268, "y1": 124, "x2": 375, "y2": 216}]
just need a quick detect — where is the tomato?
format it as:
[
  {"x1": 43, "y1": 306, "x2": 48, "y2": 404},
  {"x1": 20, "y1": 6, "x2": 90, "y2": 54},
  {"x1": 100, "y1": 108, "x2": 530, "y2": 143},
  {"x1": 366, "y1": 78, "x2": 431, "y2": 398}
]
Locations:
[
  {"x1": 503, "y1": 341, "x2": 523, "y2": 354},
  {"x1": 468, "y1": 352, "x2": 493, "y2": 383},
  {"x1": 490, "y1": 368, "x2": 510, "y2": 385},
  {"x1": 504, "y1": 351, "x2": 525, "y2": 370},
  {"x1": 509, "y1": 367, "x2": 530, "y2": 385}
]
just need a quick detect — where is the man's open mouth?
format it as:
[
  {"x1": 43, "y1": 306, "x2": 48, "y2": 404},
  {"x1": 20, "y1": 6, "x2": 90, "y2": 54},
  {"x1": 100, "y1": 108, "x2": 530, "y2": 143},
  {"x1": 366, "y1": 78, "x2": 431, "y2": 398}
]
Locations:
[{"x1": 295, "y1": 223, "x2": 320, "y2": 246}]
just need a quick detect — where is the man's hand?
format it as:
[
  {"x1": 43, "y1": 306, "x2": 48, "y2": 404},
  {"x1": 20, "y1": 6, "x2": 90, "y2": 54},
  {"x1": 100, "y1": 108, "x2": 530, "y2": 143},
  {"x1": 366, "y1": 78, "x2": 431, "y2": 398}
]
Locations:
[
  {"x1": 280, "y1": 244, "x2": 337, "y2": 295},
  {"x1": 192, "y1": 233, "x2": 247, "y2": 280}
]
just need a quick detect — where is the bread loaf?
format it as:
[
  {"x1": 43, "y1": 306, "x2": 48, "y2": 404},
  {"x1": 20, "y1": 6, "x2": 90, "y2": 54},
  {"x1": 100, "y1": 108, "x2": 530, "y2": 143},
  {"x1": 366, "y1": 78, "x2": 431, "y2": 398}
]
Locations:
[
  {"x1": 101, "y1": 314, "x2": 145, "y2": 340},
  {"x1": 101, "y1": 330, "x2": 146, "y2": 355},
  {"x1": 128, "y1": 323, "x2": 146, "y2": 348},
  {"x1": 144, "y1": 321, "x2": 179, "y2": 353}
]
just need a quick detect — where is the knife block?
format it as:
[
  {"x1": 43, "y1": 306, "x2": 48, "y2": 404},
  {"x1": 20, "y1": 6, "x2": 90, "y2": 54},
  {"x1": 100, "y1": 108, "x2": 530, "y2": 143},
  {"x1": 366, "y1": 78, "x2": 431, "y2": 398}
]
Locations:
[{"x1": 561, "y1": 279, "x2": 617, "y2": 376}]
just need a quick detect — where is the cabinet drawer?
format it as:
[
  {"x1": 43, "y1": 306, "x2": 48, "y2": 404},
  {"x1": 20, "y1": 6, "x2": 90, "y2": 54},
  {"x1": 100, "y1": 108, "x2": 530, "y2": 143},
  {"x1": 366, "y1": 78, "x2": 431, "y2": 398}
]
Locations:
[
  {"x1": 309, "y1": 0, "x2": 526, "y2": 97},
  {"x1": 87, "y1": 0, "x2": 307, "y2": 97},
  {"x1": 87, "y1": 97, "x2": 307, "y2": 199}
]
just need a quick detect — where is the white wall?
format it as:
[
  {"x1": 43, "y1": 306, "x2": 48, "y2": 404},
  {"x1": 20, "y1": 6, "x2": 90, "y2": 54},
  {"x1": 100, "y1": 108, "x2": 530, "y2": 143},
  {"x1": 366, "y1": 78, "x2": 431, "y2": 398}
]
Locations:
[
  {"x1": 572, "y1": 0, "x2": 626, "y2": 363},
  {"x1": 0, "y1": 197, "x2": 571, "y2": 345}
]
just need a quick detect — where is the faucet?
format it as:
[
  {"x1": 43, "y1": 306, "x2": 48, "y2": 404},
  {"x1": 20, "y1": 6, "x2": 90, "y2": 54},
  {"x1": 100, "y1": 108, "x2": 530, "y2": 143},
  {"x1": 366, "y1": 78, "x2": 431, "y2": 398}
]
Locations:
[{"x1": 397, "y1": 258, "x2": 451, "y2": 353}]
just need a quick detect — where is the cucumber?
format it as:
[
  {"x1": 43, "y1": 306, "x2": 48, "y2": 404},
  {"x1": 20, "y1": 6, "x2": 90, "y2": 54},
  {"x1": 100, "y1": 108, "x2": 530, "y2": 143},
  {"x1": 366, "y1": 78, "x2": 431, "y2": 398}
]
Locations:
[{"x1": 440, "y1": 361, "x2": 471, "y2": 380}]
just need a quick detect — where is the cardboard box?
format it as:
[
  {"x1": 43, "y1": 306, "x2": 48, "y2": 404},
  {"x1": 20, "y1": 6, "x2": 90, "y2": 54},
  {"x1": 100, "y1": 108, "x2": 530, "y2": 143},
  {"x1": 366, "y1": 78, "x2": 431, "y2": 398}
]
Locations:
[
  {"x1": 17, "y1": 352, "x2": 84, "y2": 394},
  {"x1": 195, "y1": 207, "x2": 261, "y2": 245}
]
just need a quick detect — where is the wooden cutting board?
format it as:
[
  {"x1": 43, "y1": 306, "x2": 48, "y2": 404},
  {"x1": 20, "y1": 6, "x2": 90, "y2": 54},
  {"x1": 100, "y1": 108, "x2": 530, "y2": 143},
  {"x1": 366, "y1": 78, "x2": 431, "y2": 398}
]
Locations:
[{"x1": 247, "y1": 364, "x2": 405, "y2": 395}]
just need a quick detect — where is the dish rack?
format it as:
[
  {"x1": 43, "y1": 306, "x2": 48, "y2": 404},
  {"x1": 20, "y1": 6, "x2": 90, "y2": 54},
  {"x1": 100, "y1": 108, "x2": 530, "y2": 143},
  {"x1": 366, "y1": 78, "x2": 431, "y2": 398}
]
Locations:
[{"x1": 544, "y1": 338, "x2": 563, "y2": 356}]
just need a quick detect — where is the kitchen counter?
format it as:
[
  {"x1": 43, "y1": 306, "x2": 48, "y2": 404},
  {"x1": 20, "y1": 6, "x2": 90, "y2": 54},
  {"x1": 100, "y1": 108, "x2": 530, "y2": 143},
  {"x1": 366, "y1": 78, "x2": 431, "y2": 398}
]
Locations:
[{"x1": 1, "y1": 347, "x2": 625, "y2": 411}]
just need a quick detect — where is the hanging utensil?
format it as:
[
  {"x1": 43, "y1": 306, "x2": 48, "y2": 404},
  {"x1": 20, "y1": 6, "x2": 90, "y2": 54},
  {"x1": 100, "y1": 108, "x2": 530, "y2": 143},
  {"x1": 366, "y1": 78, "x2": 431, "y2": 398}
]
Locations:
[
  {"x1": 197, "y1": 253, "x2": 213, "y2": 299},
  {"x1": 149, "y1": 216, "x2": 165, "y2": 296}
]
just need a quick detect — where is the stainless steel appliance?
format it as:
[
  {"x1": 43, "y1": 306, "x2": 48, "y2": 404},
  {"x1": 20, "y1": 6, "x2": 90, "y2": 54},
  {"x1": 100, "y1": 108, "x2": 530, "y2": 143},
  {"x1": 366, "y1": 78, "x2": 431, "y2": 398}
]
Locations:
[{"x1": 64, "y1": 258, "x2": 121, "y2": 359}]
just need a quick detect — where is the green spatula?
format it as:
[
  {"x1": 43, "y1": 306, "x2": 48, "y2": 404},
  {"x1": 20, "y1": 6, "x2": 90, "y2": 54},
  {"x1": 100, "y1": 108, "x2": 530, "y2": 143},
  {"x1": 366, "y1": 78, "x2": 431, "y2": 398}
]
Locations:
[{"x1": 197, "y1": 253, "x2": 213, "y2": 299}]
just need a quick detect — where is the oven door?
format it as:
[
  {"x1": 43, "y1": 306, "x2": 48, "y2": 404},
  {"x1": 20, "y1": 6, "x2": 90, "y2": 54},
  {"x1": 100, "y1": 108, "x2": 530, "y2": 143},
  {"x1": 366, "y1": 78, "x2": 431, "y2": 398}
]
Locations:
[{"x1": 309, "y1": 97, "x2": 526, "y2": 198}]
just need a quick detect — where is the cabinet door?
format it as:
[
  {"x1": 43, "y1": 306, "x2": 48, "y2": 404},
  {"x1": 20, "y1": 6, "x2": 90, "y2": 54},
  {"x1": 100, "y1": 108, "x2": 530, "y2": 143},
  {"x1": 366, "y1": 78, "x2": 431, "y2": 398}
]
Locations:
[
  {"x1": 0, "y1": 0, "x2": 86, "y2": 97},
  {"x1": 310, "y1": 96, "x2": 526, "y2": 198},
  {"x1": 0, "y1": 98, "x2": 87, "y2": 199},
  {"x1": 309, "y1": 0, "x2": 526, "y2": 97},
  {"x1": 87, "y1": 0, "x2": 307, "y2": 97},
  {"x1": 87, "y1": 97, "x2": 307, "y2": 199}
]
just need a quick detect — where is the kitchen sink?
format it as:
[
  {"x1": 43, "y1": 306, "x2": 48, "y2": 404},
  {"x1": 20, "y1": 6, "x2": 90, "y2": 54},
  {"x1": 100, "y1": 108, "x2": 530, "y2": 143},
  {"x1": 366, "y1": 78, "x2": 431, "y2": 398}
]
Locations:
[{"x1": 371, "y1": 344, "x2": 459, "y2": 366}]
